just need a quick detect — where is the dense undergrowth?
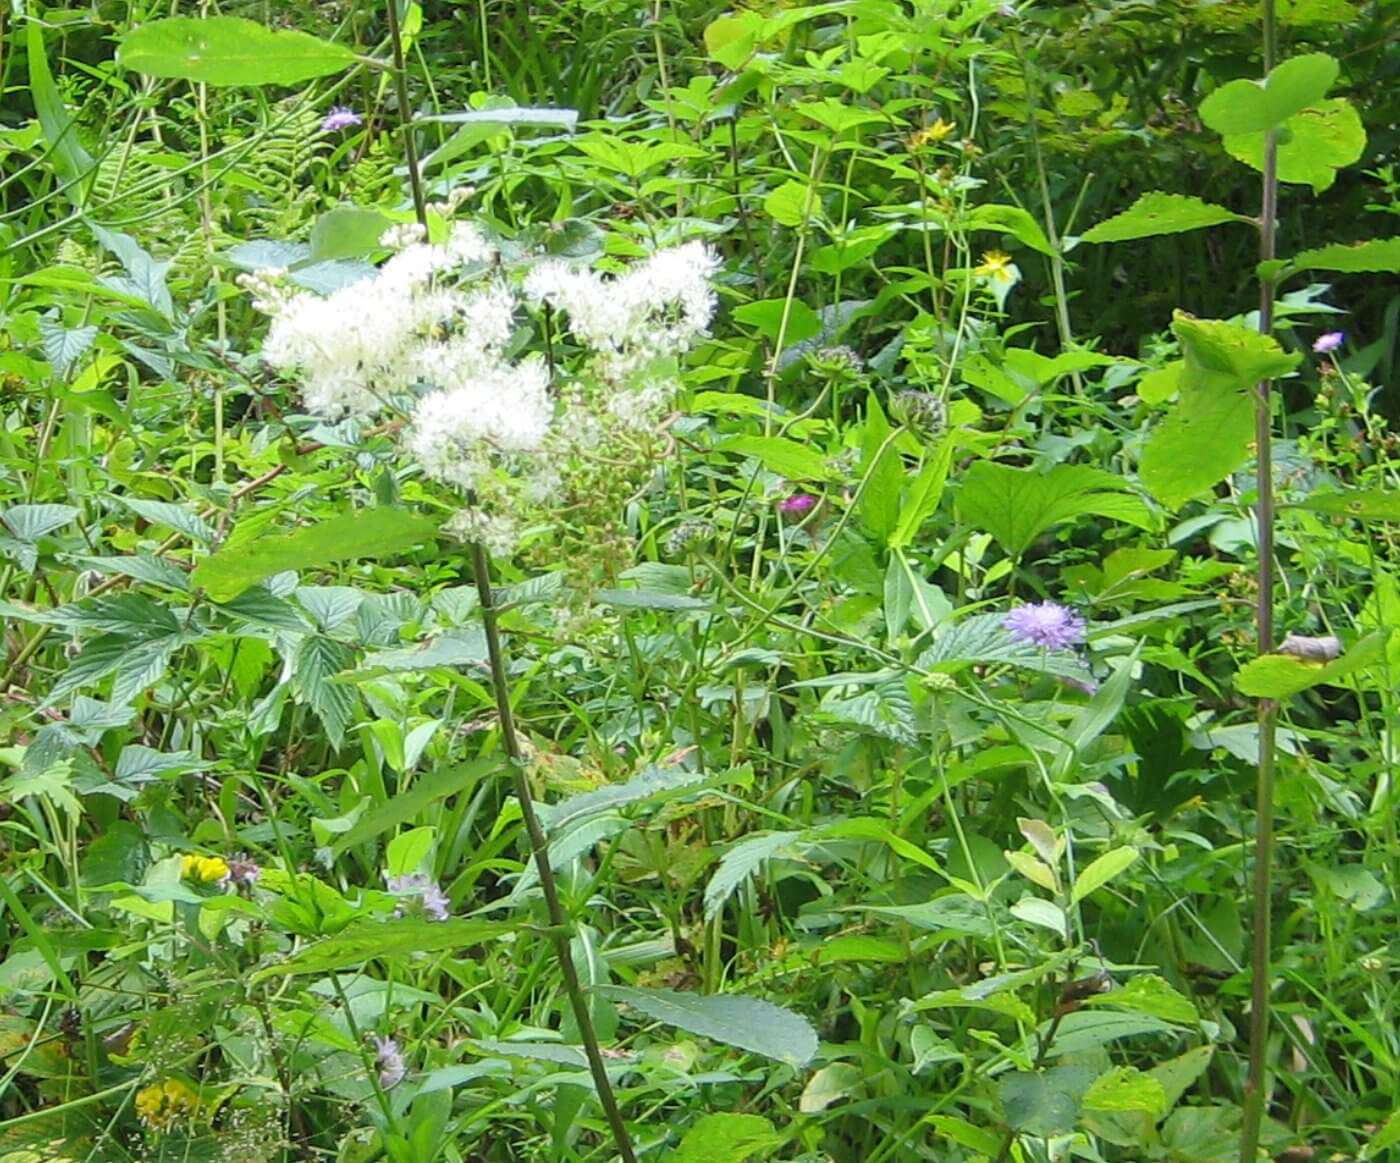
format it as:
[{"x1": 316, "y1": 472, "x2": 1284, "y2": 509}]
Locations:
[{"x1": 2, "y1": 2, "x2": 1399, "y2": 1161}]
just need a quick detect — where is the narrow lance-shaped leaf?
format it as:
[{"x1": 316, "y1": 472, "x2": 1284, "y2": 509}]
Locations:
[{"x1": 600, "y1": 985, "x2": 818, "y2": 1066}]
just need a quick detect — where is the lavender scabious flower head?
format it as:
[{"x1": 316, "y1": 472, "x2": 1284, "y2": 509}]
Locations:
[
  {"x1": 1313, "y1": 331, "x2": 1344, "y2": 354},
  {"x1": 371, "y1": 1035, "x2": 406, "y2": 1089},
  {"x1": 385, "y1": 872, "x2": 451, "y2": 921},
  {"x1": 778, "y1": 492, "x2": 818, "y2": 517},
  {"x1": 321, "y1": 106, "x2": 363, "y2": 133},
  {"x1": 1003, "y1": 601, "x2": 1086, "y2": 650},
  {"x1": 219, "y1": 855, "x2": 261, "y2": 891}
]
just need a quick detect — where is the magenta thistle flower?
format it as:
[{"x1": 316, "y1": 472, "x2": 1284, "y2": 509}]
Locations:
[
  {"x1": 778, "y1": 493, "x2": 818, "y2": 517},
  {"x1": 321, "y1": 106, "x2": 363, "y2": 133},
  {"x1": 1003, "y1": 602, "x2": 1086, "y2": 650},
  {"x1": 1312, "y1": 331, "x2": 1344, "y2": 354},
  {"x1": 371, "y1": 1035, "x2": 406, "y2": 1089}
]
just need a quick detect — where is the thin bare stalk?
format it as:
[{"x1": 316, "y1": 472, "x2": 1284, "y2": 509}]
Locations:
[{"x1": 1240, "y1": 1, "x2": 1279, "y2": 1158}]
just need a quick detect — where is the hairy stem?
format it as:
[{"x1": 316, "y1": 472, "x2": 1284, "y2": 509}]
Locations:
[{"x1": 1240, "y1": 0, "x2": 1279, "y2": 1157}]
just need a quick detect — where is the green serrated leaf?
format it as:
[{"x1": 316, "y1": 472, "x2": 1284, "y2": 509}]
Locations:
[
  {"x1": 999, "y1": 1066, "x2": 1096, "y2": 1136},
  {"x1": 1082, "y1": 1066, "x2": 1168, "y2": 1117},
  {"x1": 193, "y1": 508, "x2": 438, "y2": 601},
  {"x1": 249, "y1": 918, "x2": 511, "y2": 982},
  {"x1": 1223, "y1": 98, "x2": 1366, "y2": 193},
  {"x1": 717, "y1": 435, "x2": 831, "y2": 482},
  {"x1": 600, "y1": 985, "x2": 818, "y2": 1066},
  {"x1": 1080, "y1": 193, "x2": 1248, "y2": 244},
  {"x1": 1291, "y1": 238, "x2": 1400, "y2": 274},
  {"x1": 116, "y1": 16, "x2": 359, "y2": 87},
  {"x1": 667, "y1": 1113, "x2": 781, "y2": 1163}
]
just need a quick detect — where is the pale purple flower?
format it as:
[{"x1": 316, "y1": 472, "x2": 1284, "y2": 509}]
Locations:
[
  {"x1": 371, "y1": 1035, "x2": 406, "y2": 1089},
  {"x1": 1003, "y1": 602, "x2": 1086, "y2": 650},
  {"x1": 321, "y1": 106, "x2": 363, "y2": 133},
  {"x1": 779, "y1": 493, "x2": 818, "y2": 517},
  {"x1": 385, "y1": 872, "x2": 451, "y2": 920},
  {"x1": 1313, "y1": 331, "x2": 1344, "y2": 354},
  {"x1": 219, "y1": 855, "x2": 261, "y2": 891}
]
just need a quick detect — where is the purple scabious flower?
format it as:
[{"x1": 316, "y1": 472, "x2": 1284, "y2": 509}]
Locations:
[
  {"x1": 778, "y1": 492, "x2": 818, "y2": 517},
  {"x1": 1003, "y1": 602, "x2": 1086, "y2": 650},
  {"x1": 371, "y1": 1035, "x2": 406, "y2": 1089},
  {"x1": 321, "y1": 106, "x2": 363, "y2": 133},
  {"x1": 385, "y1": 872, "x2": 451, "y2": 920},
  {"x1": 219, "y1": 855, "x2": 261, "y2": 891},
  {"x1": 1313, "y1": 331, "x2": 1344, "y2": 354}
]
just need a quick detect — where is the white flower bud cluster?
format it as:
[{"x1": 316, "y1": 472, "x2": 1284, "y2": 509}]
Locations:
[{"x1": 245, "y1": 224, "x2": 719, "y2": 553}]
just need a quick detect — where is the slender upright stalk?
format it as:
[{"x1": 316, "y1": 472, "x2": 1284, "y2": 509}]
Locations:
[
  {"x1": 1240, "y1": 2, "x2": 1279, "y2": 1159},
  {"x1": 379, "y1": 6, "x2": 636, "y2": 1157},
  {"x1": 467, "y1": 539, "x2": 639, "y2": 1163}
]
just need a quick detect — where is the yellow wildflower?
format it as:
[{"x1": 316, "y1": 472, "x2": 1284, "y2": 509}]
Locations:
[
  {"x1": 135, "y1": 1078, "x2": 200, "y2": 1129},
  {"x1": 908, "y1": 119, "x2": 956, "y2": 149},
  {"x1": 975, "y1": 250, "x2": 1018, "y2": 284},
  {"x1": 181, "y1": 854, "x2": 229, "y2": 883}
]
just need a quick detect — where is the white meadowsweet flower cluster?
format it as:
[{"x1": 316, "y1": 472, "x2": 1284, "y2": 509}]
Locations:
[{"x1": 245, "y1": 224, "x2": 719, "y2": 556}]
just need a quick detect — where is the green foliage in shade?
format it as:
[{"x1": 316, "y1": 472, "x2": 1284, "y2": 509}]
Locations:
[
  {"x1": 999, "y1": 1065, "x2": 1096, "y2": 1136},
  {"x1": 956, "y1": 461, "x2": 1152, "y2": 558},
  {"x1": 1080, "y1": 193, "x2": 1249, "y2": 244},
  {"x1": 1290, "y1": 238, "x2": 1400, "y2": 274},
  {"x1": 1234, "y1": 632, "x2": 1388, "y2": 698},
  {"x1": 717, "y1": 435, "x2": 831, "y2": 481},
  {"x1": 115, "y1": 16, "x2": 360, "y2": 87},
  {"x1": 600, "y1": 986, "x2": 819, "y2": 1066},
  {"x1": 193, "y1": 508, "x2": 440, "y2": 601},
  {"x1": 309, "y1": 207, "x2": 395, "y2": 262},
  {"x1": 667, "y1": 1114, "x2": 782, "y2": 1162},
  {"x1": 1082, "y1": 1067, "x2": 1168, "y2": 1117},
  {"x1": 1199, "y1": 53, "x2": 1339, "y2": 136},
  {"x1": 1223, "y1": 98, "x2": 1366, "y2": 192},
  {"x1": 1139, "y1": 315, "x2": 1301, "y2": 508}
]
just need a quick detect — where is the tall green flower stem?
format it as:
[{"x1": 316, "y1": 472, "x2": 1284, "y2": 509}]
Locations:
[
  {"x1": 380, "y1": 5, "x2": 638, "y2": 1158},
  {"x1": 467, "y1": 537, "x2": 640, "y2": 1163},
  {"x1": 1241, "y1": 1, "x2": 1279, "y2": 1158}
]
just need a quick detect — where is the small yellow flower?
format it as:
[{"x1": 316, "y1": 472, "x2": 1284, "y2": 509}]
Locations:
[
  {"x1": 909, "y1": 119, "x2": 957, "y2": 149},
  {"x1": 181, "y1": 854, "x2": 229, "y2": 883},
  {"x1": 975, "y1": 250, "x2": 1018, "y2": 283},
  {"x1": 135, "y1": 1078, "x2": 200, "y2": 1129}
]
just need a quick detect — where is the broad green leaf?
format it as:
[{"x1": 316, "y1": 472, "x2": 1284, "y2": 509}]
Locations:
[
  {"x1": 1010, "y1": 896, "x2": 1068, "y2": 939},
  {"x1": 1070, "y1": 847, "x2": 1139, "y2": 904},
  {"x1": 385, "y1": 827, "x2": 436, "y2": 877},
  {"x1": 295, "y1": 635, "x2": 357, "y2": 749},
  {"x1": 595, "y1": 589, "x2": 709, "y2": 611},
  {"x1": 967, "y1": 204, "x2": 1055, "y2": 256},
  {"x1": 1139, "y1": 315, "x2": 1300, "y2": 509},
  {"x1": 799, "y1": 1062, "x2": 865, "y2": 1112},
  {"x1": 193, "y1": 508, "x2": 439, "y2": 601},
  {"x1": 122, "y1": 497, "x2": 214, "y2": 543},
  {"x1": 928, "y1": 1116, "x2": 1003, "y2": 1155},
  {"x1": 1085, "y1": 974, "x2": 1199, "y2": 1024},
  {"x1": 667, "y1": 1114, "x2": 781, "y2": 1163},
  {"x1": 1, "y1": 504, "x2": 79, "y2": 543},
  {"x1": 1290, "y1": 238, "x2": 1400, "y2": 274},
  {"x1": 998, "y1": 1066, "x2": 1096, "y2": 1136},
  {"x1": 763, "y1": 179, "x2": 813, "y2": 227},
  {"x1": 1042, "y1": 1011, "x2": 1174, "y2": 1057},
  {"x1": 956, "y1": 461, "x2": 1152, "y2": 559},
  {"x1": 1136, "y1": 361, "x2": 1183, "y2": 404},
  {"x1": 309, "y1": 207, "x2": 394, "y2": 262},
  {"x1": 116, "y1": 17, "x2": 359, "y2": 87},
  {"x1": 1200, "y1": 53, "x2": 1339, "y2": 135},
  {"x1": 1080, "y1": 193, "x2": 1248, "y2": 244},
  {"x1": 856, "y1": 895, "x2": 993, "y2": 937},
  {"x1": 1293, "y1": 489, "x2": 1400, "y2": 521},
  {"x1": 732, "y1": 298, "x2": 822, "y2": 344},
  {"x1": 858, "y1": 394, "x2": 903, "y2": 544},
  {"x1": 600, "y1": 985, "x2": 818, "y2": 1066},
  {"x1": 1082, "y1": 1066, "x2": 1168, "y2": 1117},
  {"x1": 717, "y1": 435, "x2": 831, "y2": 481},
  {"x1": 1235, "y1": 631, "x2": 1387, "y2": 698},
  {"x1": 341, "y1": 628, "x2": 487, "y2": 680},
  {"x1": 80, "y1": 821, "x2": 150, "y2": 887},
  {"x1": 703, "y1": 12, "x2": 762, "y2": 69},
  {"x1": 917, "y1": 612, "x2": 1096, "y2": 681},
  {"x1": 250, "y1": 918, "x2": 511, "y2": 981},
  {"x1": 331, "y1": 762, "x2": 495, "y2": 855},
  {"x1": 1223, "y1": 98, "x2": 1366, "y2": 193}
]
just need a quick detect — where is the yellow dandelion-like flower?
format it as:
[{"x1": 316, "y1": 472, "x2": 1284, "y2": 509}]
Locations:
[
  {"x1": 181, "y1": 854, "x2": 230, "y2": 883},
  {"x1": 908, "y1": 119, "x2": 956, "y2": 149},
  {"x1": 135, "y1": 1078, "x2": 200, "y2": 1129},
  {"x1": 975, "y1": 250, "x2": 1018, "y2": 284}
]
